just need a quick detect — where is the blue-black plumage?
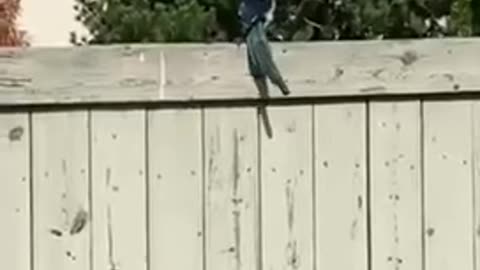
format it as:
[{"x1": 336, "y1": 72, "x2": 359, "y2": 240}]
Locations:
[{"x1": 238, "y1": 0, "x2": 290, "y2": 96}]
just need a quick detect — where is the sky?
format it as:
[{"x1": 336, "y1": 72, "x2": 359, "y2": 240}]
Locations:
[{"x1": 17, "y1": 0, "x2": 89, "y2": 47}]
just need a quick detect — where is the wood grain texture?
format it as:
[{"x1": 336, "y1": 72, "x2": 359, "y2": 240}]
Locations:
[
  {"x1": 161, "y1": 39, "x2": 480, "y2": 100},
  {"x1": 423, "y1": 101, "x2": 474, "y2": 270},
  {"x1": 370, "y1": 101, "x2": 422, "y2": 270},
  {"x1": 314, "y1": 103, "x2": 367, "y2": 270},
  {"x1": 204, "y1": 108, "x2": 259, "y2": 270},
  {"x1": 0, "y1": 46, "x2": 160, "y2": 105},
  {"x1": 260, "y1": 105, "x2": 314, "y2": 270},
  {"x1": 91, "y1": 110, "x2": 147, "y2": 270},
  {"x1": 472, "y1": 102, "x2": 480, "y2": 270},
  {"x1": 148, "y1": 109, "x2": 204, "y2": 270},
  {"x1": 32, "y1": 111, "x2": 90, "y2": 270},
  {"x1": 0, "y1": 113, "x2": 30, "y2": 270},
  {"x1": 1, "y1": 38, "x2": 480, "y2": 105}
]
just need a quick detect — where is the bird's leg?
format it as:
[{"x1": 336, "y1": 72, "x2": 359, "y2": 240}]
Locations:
[{"x1": 233, "y1": 36, "x2": 244, "y2": 48}]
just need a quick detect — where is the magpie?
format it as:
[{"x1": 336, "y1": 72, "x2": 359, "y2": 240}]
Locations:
[{"x1": 238, "y1": 0, "x2": 290, "y2": 96}]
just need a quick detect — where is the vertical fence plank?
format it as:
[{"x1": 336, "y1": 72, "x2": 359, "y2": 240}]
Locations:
[
  {"x1": 474, "y1": 102, "x2": 480, "y2": 270},
  {"x1": 261, "y1": 105, "x2": 314, "y2": 270},
  {"x1": 204, "y1": 108, "x2": 259, "y2": 270},
  {"x1": 370, "y1": 101, "x2": 422, "y2": 270},
  {"x1": 0, "y1": 113, "x2": 30, "y2": 270},
  {"x1": 91, "y1": 110, "x2": 147, "y2": 270},
  {"x1": 314, "y1": 103, "x2": 367, "y2": 270},
  {"x1": 32, "y1": 111, "x2": 90, "y2": 270},
  {"x1": 148, "y1": 109, "x2": 203, "y2": 270},
  {"x1": 424, "y1": 101, "x2": 474, "y2": 270}
]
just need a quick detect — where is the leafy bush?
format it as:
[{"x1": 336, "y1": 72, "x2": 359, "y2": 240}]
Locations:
[{"x1": 72, "y1": 0, "x2": 480, "y2": 44}]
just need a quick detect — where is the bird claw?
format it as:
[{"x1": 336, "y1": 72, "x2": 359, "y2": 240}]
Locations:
[{"x1": 233, "y1": 37, "x2": 244, "y2": 48}]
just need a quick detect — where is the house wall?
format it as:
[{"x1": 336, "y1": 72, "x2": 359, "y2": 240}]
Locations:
[{"x1": 18, "y1": 0, "x2": 88, "y2": 47}]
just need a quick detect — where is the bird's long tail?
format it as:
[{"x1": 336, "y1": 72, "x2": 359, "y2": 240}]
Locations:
[{"x1": 246, "y1": 22, "x2": 290, "y2": 96}]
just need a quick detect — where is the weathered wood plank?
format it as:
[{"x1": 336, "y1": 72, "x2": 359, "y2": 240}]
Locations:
[
  {"x1": 0, "y1": 46, "x2": 160, "y2": 105},
  {"x1": 472, "y1": 102, "x2": 480, "y2": 270},
  {"x1": 32, "y1": 111, "x2": 90, "y2": 270},
  {"x1": 424, "y1": 101, "x2": 474, "y2": 270},
  {"x1": 204, "y1": 108, "x2": 259, "y2": 270},
  {"x1": 261, "y1": 105, "x2": 313, "y2": 270},
  {"x1": 1, "y1": 38, "x2": 480, "y2": 105},
  {"x1": 370, "y1": 101, "x2": 422, "y2": 270},
  {"x1": 314, "y1": 103, "x2": 367, "y2": 270},
  {"x1": 162, "y1": 39, "x2": 480, "y2": 100},
  {"x1": 91, "y1": 110, "x2": 147, "y2": 270},
  {"x1": 0, "y1": 113, "x2": 30, "y2": 270},
  {"x1": 148, "y1": 109, "x2": 203, "y2": 270}
]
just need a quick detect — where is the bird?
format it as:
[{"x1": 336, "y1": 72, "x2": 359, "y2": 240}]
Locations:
[{"x1": 237, "y1": 0, "x2": 290, "y2": 96}]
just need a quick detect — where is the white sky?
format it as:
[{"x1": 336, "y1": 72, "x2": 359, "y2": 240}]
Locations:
[{"x1": 18, "y1": 0, "x2": 89, "y2": 47}]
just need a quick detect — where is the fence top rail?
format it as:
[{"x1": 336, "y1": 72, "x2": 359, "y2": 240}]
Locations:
[{"x1": 0, "y1": 37, "x2": 479, "y2": 106}]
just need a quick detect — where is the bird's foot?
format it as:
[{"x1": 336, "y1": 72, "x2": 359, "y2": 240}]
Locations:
[
  {"x1": 233, "y1": 37, "x2": 244, "y2": 48},
  {"x1": 280, "y1": 85, "x2": 291, "y2": 96}
]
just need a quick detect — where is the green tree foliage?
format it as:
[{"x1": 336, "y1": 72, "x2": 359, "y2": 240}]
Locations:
[
  {"x1": 472, "y1": 0, "x2": 480, "y2": 34},
  {"x1": 72, "y1": 0, "x2": 479, "y2": 44},
  {"x1": 72, "y1": 0, "x2": 217, "y2": 44},
  {"x1": 450, "y1": 0, "x2": 472, "y2": 35}
]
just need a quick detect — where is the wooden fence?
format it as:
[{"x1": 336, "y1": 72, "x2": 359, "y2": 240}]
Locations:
[{"x1": 1, "y1": 38, "x2": 480, "y2": 270}]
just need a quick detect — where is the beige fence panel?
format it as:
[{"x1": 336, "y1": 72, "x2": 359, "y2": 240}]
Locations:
[
  {"x1": 91, "y1": 110, "x2": 147, "y2": 270},
  {"x1": 474, "y1": 102, "x2": 480, "y2": 270},
  {"x1": 260, "y1": 105, "x2": 314, "y2": 270},
  {"x1": 424, "y1": 101, "x2": 474, "y2": 270},
  {"x1": 0, "y1": 113, "x2": 30, "y2": 270},
  {"x1": 204, "y1": 107, "x2": 260, "y2": 270},
  {"x1": 1, "y1": 39, "x2": 480, "y2": 270},
  {"x1": 148, "y1": 108, "x2": 204, "y2": 270},
  {"x1": 31, "y1": 111, "x2": 90, "y2": 270},
  {"x1": 370, "y1": 101, "x2": 423, "y2": 270},
  {"x1": 314, "y1": 103, "x2": 368, "y2": 270}
]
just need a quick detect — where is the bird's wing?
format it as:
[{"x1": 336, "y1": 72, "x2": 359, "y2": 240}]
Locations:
[{"x1": 247, "y1": 23, "x2": 290, "y2": 95}]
